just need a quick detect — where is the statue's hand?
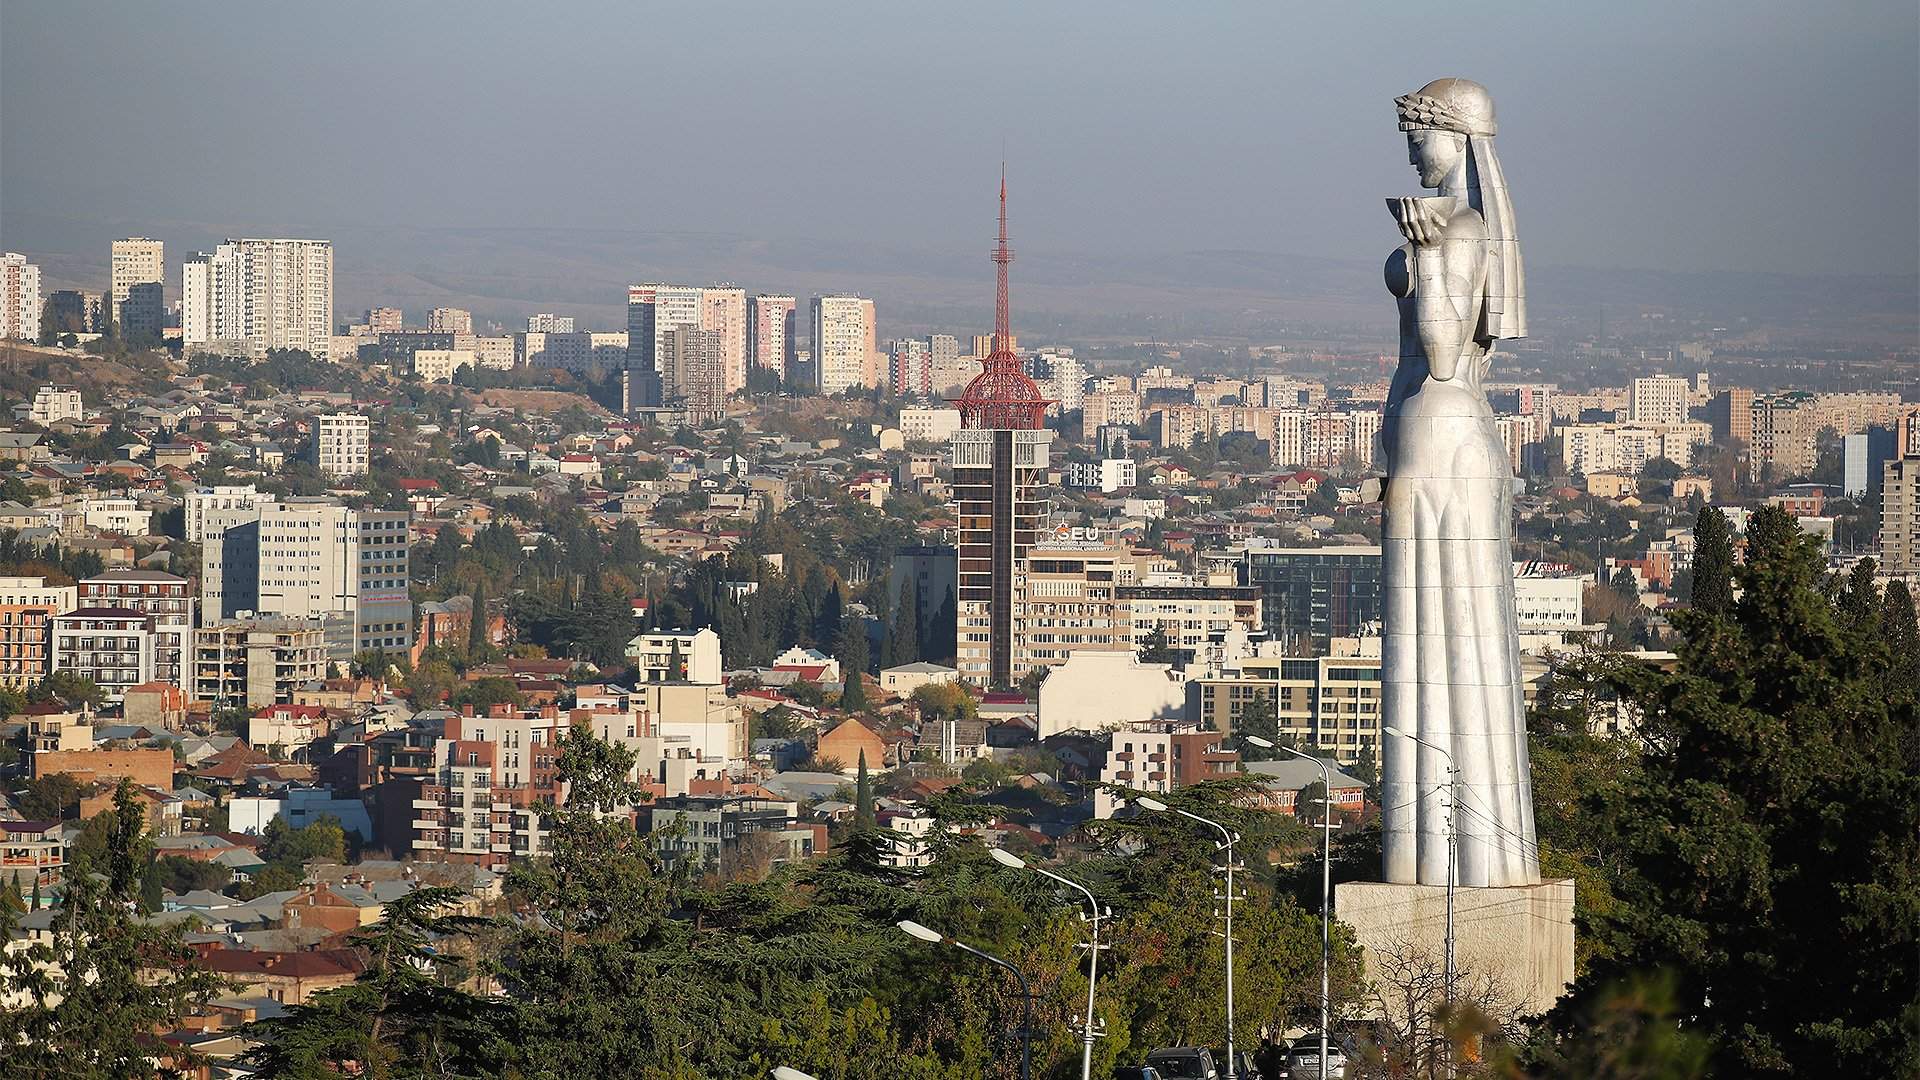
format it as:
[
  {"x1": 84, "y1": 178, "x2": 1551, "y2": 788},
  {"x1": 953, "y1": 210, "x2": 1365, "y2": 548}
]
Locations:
[{"x1": 1391, "y1": 197, "x2": 1453, "y2": 246}]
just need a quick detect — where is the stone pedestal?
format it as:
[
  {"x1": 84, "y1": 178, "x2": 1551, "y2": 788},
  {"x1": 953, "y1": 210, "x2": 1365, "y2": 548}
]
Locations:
[{"x1": 1336, "y1": 878, "x2": 1574, "y2": 1017}]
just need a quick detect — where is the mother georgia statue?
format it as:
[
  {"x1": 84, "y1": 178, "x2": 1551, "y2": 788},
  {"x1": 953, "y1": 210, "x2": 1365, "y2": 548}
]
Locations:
[{"x1": 1379, "y1": 78, "x2": 1540, "y2": 890}]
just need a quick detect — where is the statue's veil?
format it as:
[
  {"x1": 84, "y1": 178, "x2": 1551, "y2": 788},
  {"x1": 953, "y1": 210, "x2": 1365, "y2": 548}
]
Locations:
[{"x1": 1467, "y1": 133, "x2": 1526, "y2": 342}]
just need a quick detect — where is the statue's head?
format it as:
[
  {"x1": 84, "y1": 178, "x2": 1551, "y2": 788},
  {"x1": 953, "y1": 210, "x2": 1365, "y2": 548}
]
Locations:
[{"x1": 1397, "y1": 78, "x2": 1497, "y2": 188}]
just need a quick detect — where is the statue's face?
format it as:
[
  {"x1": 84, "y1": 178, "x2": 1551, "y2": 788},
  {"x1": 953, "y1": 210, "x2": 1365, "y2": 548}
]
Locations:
[{"x1": 1407, "y1": 128, "x2": 1465, "y2": 188}]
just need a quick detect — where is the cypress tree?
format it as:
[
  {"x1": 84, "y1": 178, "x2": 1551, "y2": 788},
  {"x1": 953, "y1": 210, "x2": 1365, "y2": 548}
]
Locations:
[
  {"x1": 886, "y1": 585, "x2": 920, "y2": 668},
  {"x1": 1883, "y1": 580, "x2": 1920, "y2": 697},
  {"x1": 1835, "y1": 557, "x2": 1881, "y2": 633},
  {"x1": 1689, "y1": 505, "x2": 1736, "y2": 614},
  {"x1": 854, "y1": 750, "x2": 874, "y2": 832},
  {"x1": 467, "y1": 582, "x2": 488, "y2": 656}
]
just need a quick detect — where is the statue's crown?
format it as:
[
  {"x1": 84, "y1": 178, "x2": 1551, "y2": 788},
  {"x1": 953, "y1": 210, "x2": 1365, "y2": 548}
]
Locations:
[{"x1": 1395, "y1": 78, "x2": 1497, "y2": 137}]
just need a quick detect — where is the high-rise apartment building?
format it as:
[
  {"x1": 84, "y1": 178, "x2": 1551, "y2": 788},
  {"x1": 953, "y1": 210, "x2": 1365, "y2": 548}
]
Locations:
[
  {"x1": 953, "y1": 428, "x2": 1051, "y2": 687},
  {"x1": 660, "y1": 326, "x2": 726, "y2": 418},
  {"x1": 426, "y1": 307, "x2": 472, "y2": 335},
  {"x1": 1628, "y1": 375, "x2": 1691, "y2": 426},
  {"x1": 78, "y1": 570, "x2": 193, "y2": 691},
  {"x1": 0, "y1": 576, "x2": 77, "y2": 691},
  {"x1": 700, "y1": 287, "x2": 748, "y2": 394},
  {"x1": 184, "y1": 485, "x2": 275, "y2": 543},
  {"x1": 110, "y1": 238, "x2": 166, "y2": 337},
  {"x1": 43, "y1": 290, "x2": 103, "y2": 335},
  {"x1": 192, "y1": 618, "x2": 330, "y2": 711},
  {"x1": 625, "y1": 284, "x2": 702, "y2": 407},
  {"x1": 313, "y1": 413, "x2": 371, "y2": 480},
  {"x1": 1030, "y1": 352, "x2": 1086, "y2": 414},
  {"x1": 811, "y1": 295, "x2": 877, "y2": 395},
  {"x1": 200, "y1": 498, "x2": 411, "y2": 659},
  {"x1": 1883, "y1": 457, "x2": 1920, "y2": 574},
  {"x1": 1192, "y1": 651, "x2": 1385, "y2": 767},
  {"x1": 749, "y1": 295, "x2": 797, "y2": 381},
  {"x1": 890, "y1": 338, "x2": 932, "y2": 398},
  {"x1": 526, "y1": 313, "x2": 574, "y2": 333},
  {"x1": 366, "y1": 307, "x2": 405, "y2": 333},
  {"x1": 0, "y1": 253, "x2": 42, "y2": 342},
  {"x1": 183, "y1": 240, "x2": 333, "y2": 358}
]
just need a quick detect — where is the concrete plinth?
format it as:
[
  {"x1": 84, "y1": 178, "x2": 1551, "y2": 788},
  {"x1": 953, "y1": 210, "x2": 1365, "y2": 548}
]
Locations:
[{"x1": 1336, "y1": 878, "x2": 1574, "y2": 1017}]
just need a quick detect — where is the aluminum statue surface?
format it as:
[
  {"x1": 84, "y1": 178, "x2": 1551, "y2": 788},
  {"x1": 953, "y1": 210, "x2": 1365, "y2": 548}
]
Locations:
[{"x1": 1379, "y1": 78, "x2": 1539, "y2": 888}]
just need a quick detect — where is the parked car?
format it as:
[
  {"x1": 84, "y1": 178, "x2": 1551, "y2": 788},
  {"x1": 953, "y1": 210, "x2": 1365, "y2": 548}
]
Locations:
[
  {"x1": 1112, "y1": 1069, "x2": 1164, "y2": 1080},
  {"x1": 1145, "y1": 1047, "x2": 1219, "y2": 1079},
  {"x1": 1280, "y1": 1032, "x2": 1355, "y2": 1079}
]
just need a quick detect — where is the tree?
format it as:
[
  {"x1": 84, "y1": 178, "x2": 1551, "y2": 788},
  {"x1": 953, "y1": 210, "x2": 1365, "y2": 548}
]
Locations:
[
  {"x1": 1835, "y1": 557, "x2": 1880, "y2": 633},
  {"x1": 1137, "y1": 625, "x2": 1178, "y2": 665},
  {"x1": 30, "y1": 670, "x2": 102, "y2": 709},
  {"x1": 1608, "y1": 566, "x2": 1640, "y2": 602},
  {"x1": 0, "y1": 779, "x2": 222, "y2": 1073},
  {"x1": 886, "y1": 584, "x2": 921, "y2": 668},
  {"x1": 837, "y1": 624, "x2": 870, "y2": 713},
  {"x1": 854, "y1": 750, "x2": 875, "y2": 832},
  {"x1": 1233, "y1": 691, "x2": 1283, "y2": 760},
  {"x1": 243, "y1": 887, "x2": 514, "y2": 1078},
  {"x1": 1295, "y1": 779, "x2": 1329, "y2": 825},
  {"x1": 1545, "y1": 508, "x2": 1920, "y2": 1076},
  {"x1": 911, "y1": 681, "x2": 977, "y2": 724},
  {"x1": 1883, "y1": 580, "x2": 1919, "y2": 697},
  {"x1": 14, "y1": 772, "x2": 87, "y2": 820},
  {"x1": 1015, "y1": 665, "x2": 1048, "y2": 700},
  {"x1": 1688, "y1": 506, "x2": 1735, "y2": 614},
  {"x1": 467, "y1": 581, "x2": 489, "y2": 656}
]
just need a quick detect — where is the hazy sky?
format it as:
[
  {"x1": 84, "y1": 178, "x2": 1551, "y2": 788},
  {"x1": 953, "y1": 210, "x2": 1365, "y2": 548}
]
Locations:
[{"x1": 3, "y1": 1, "x2": 1916, "y2": 277}]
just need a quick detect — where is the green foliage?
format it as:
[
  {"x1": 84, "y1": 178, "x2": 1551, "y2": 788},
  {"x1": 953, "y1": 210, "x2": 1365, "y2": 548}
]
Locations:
[
  {"x1": 1231, "y1": 691, "x2": 1284, "y2": 760},
  {"x1": 1687, "y1": 505, "x2": 1735, "y2": 614},
  {"x1": 13, "y1": 772, "x2": 88, "y2": 820},
  {"x1": 1542, "y1": 506, "x2": 1920, "y2": 1076},
  {"x1": 0, "y1": 779, "x2": 223, "y2": 1073},
  {"x1": 154, "y1": 854, "x2": 232, "y2": 894},
  {"x1": 910, "y1": 681, "x2": 976, "y2": 724},
  {"x1": 1137, "y1": 625, "x2": 1178, "y2": 665},
  {"x1": 30, "y1": 669, "x2": 103, "y2": 709}
]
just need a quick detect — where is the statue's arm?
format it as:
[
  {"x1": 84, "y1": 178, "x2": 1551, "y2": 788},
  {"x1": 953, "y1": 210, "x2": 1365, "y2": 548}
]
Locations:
[{"x1": 1412, "y1": 232, "x2": 1485, "y2": 381}]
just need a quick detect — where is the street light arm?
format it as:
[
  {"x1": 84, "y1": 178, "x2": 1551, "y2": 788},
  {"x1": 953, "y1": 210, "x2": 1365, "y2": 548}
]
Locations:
[
  {"x1": 1028, "y1": 863, "x2": 1100, "y2": 916},
  {"x1": 1172, "y1": 806, "x2": 1235, "y2": 848}
]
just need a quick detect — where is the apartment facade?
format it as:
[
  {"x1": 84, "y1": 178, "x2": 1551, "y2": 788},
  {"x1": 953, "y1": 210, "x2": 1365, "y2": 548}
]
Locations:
[
  {"x1": 79, "y1": 570, "x2": 193, "y2": 691},
  {"x1": 51, "y1": 608, "x2": 156, "y2": 703},
  {"x1": 0, "y1": 253, "x2": 41, "y2": 342},
  {"x1": 200, "y1": 499, "x2": 411, "y2": 659},
  {"x1": 952, "y1": 426, "x2": 1054, "y2": 687},
  {"x1": 1883, "y1": 457, "x2": 1920, "y2": 574},
  {"x1": 749, "y1": 294, "x2": 796, "y2": 381},
  {"x1": 1094, "y1": 721, "x2": 1241, "y2": 818},
  {"x1": 810, "y1": 295, "x2": 877, "y2": 395},
  {"x1": 1191, "y1": 651, "x2": 1385, "y2": 768},
  {"x1": 183, "y1": 239, "x2": 333, "y2": 358},
  {"x1": 313, "y1": 413, "x2": 371, "y2": 479},
  {"x1": 1628, "y1": 375, "x2": 1691, "y2": 426},
  {"x1": 1240, "y1": 544, "x2": 1384, "y2": 648},
  {"x1": 0, "y1": 576, "x2": 76, "y2": 691},
  {"x1": 28, "y1": 385, "x2": 84, "y2": 426},
  {"x1": 110, "y1": 238, "x2": 166, "y2": 337}
]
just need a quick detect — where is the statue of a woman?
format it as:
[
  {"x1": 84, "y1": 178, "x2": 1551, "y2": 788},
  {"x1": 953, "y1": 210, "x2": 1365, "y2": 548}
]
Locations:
[{"x1": 1379, "y1": 78, "x2": 1539, "y2": 889}]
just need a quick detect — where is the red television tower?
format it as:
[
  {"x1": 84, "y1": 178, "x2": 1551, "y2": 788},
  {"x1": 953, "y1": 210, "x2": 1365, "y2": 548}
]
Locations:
[{"x1": 953, "y1": 168, "x2": 1050, "y2": 430}]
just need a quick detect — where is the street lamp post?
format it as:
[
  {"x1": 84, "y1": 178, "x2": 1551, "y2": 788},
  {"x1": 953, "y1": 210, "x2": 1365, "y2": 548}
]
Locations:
[
  {"x1": 1135, "y1": 795, "x2": 1243, "y2": 1080},
  {"x1": 1261, "y1": 737, "x2": 1334, "y2": 1080},
  {"x1": 1383, "y1": 723, "x2": 1459, "y2": 1074},
  {"x1": 898, "y1": 919, "x2": 1033, "y2": 1080},
  {"x1": 989, "y1": 848, "x2": 1106, "y2": 1080}
]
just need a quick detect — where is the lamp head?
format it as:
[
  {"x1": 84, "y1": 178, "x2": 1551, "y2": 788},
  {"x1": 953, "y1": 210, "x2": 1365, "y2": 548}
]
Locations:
[
  {"x1": 988, "y1": 847, "x2": 1026, "y2": 870},
  {"x1": 1133, "y1": 796, "x2": 1169, "y2": 812},
  {"x1": 772, "y1": 1069, "x2": 820, "y2": 1080},
  {"x1": 897, "y1": 919, "x2": 943, "y2": 944},
  {"x1": 1242, "y1": 734, "x2": 1275, "y2": 749},
  {"x1": 1382, "y1": 724, "x2": 1409, "y2": 739}
]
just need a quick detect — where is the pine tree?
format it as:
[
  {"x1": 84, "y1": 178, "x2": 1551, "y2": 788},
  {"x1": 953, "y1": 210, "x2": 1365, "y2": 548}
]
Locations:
[
  {"x1": 1835, "y1": 557, "x2": 1880, "y2": 633},
  {"x1": 1883, "y1": 580, "x2": 1920, "y2": 698},
  {"x1": 1689, "y1": 505, "x2": 1736, "y2": 614}
]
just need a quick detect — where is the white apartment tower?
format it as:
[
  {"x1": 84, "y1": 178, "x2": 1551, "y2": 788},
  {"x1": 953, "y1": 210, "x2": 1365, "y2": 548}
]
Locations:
[
  {"x1": 182, "y1": 239, "x2": 332, "y2": 358},
  {"x1": 811, "y1": 295, "x2": 877, "y2": 395},
  {"x1": 426, "y1": 307, "x2": 473, "y2": 335},
  {"x1": 0, "y1": 253, "x2": 42, "y2": 342},
  {"x1": 314, "y1": 413, "x2": 371, "y2": 479},
  {"x1": 750, "y1": 295, "x2": 796, "y2": 381},
  {"x1": 1629, "y1": 375, "x2": 1692, "y2": 427}
]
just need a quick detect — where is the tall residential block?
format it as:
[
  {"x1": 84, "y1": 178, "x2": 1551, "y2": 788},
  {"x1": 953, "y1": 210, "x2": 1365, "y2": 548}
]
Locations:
[
  {"x1": 1883, "y1": 457, "x2": 1920, "y2": 574},
  {"x1": 313, "y1": 413, "x2": 371, "y2": 479},
  {"x1": 661, "y1": 326, "x2": 726, "y2": 418},
  {"x1": 200, "y1": 498, "x2": 411, "y2": 659},
  {"x1": 700, "y1": 286, "x2": 748, "y2": 394},
  {"x1": 952, "y1": 427, "x2": 1052, "y2": 686},
  {"x1": 110, "y1": 238, "x2": 166, "y2": 337},
  {"x1": 749, "y1": 295, "x2": 797, "y2": 381},
  {"x1": 1628, "y1": 375, "x2": 1691, "y2": 426},
  {"x1": 0, "y1": 253, "x2": 41, "y2": 342},
  {"x1": 626, "y1": 283, "x2": 703, "y2": 407},
  {"x1": 1239, "y1": 544, "x2": 1384, "y2": 648},
  {"x1": 182, "y1": 239, "x2": 332, "y2": 358},
  {"x1": 810, "y1": 295, "x2": 877, "y2": 395}
]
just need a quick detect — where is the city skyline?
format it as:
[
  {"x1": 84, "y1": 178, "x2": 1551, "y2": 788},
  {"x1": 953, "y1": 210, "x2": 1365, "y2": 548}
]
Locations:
[{"x1": 4, "y1": 2, "x2": 1916, "y2": 294}]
